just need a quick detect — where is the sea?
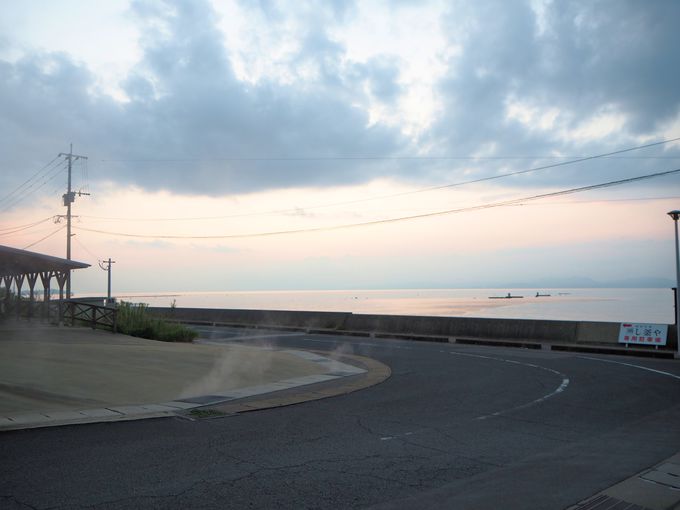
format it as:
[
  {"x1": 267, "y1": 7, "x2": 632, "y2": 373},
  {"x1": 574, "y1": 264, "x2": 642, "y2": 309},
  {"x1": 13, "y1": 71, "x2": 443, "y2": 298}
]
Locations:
[{"x1": 111, "y1": 288, "x2": 675, "y2": 324}]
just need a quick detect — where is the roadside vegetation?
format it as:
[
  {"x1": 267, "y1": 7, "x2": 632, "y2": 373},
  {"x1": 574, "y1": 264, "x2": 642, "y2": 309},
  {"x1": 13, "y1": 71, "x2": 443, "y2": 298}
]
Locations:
[{"x1": 116, "y1": 301, "x2": 197, "y2": 342}]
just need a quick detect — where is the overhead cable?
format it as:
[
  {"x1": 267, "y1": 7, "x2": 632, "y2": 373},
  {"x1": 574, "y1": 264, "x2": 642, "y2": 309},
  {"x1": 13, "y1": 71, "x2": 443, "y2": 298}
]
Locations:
[
  {"x1": 0, "y1": 156, "x2": 61, "y2": 203},
  {"x1": 22, "y1": 225, "x2": 66, "y2": 250},
  {"x1": 72, "y1": 167, "x2": 680, "y2": 240},
  {"x1": 72, "y1": 236, "x2": 101, "y2": 263},
  {"x1": 82, "y1": 137, "x2": 680, "y2": 222},
  {"x1": 99, "y1": 137, "x2": 680, "y2": 162},
  {"x1": 517, "y1": 195, "x2": 680, "y2": 206},
  {"x1": 0, "y1": 216, "x2": 56, "y2": 234},
  {"x1": 0, "y1": 161, "x2": 68, "y2": 212}
]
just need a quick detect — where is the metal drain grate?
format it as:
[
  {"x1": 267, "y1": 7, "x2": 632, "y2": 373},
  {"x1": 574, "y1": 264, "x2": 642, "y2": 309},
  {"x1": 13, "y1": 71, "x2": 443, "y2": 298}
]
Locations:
[{"x1": 570, "y1": 494, "x2": 652, "y2": 510}]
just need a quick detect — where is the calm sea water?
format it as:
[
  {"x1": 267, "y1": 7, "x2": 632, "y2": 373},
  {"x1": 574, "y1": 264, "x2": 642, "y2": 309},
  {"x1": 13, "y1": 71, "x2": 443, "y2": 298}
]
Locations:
[{"x1": 113, "y1": 288, "x2": 675, "y2": 324}]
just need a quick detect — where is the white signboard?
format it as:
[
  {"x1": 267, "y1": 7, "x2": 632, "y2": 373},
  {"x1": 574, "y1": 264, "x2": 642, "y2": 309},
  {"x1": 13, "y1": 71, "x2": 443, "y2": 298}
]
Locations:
[{"x1": 618, "y1": 323, "x2": 668, "y2": 346}]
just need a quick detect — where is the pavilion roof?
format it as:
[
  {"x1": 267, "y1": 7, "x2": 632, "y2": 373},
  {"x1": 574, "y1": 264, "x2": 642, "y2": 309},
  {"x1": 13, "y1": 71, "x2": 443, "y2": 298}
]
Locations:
[{"x1": 0, "y1": 245, "x2": 90, "y2": 278}]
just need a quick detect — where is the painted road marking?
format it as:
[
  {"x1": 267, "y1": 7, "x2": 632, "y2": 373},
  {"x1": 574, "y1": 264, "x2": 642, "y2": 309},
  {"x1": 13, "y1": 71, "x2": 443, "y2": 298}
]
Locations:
[
  {"x1": 279, "y1": 333, "x2": 572, "y2": 421},
  {"x1": 284, "y1": 336, "x2": 415, "y2": 350},
  {"x1": 448, "y1": 350, "x2": 570, "y2": 420},
  {"x1": 577, "y1": 356, "x2": 680, "y2": 380},
  {"x1": 380, "y1": 431, "x2": 415, "y2": 441},
  {"x1": 197, "y1": 332, "x2": 306, "y2": 344}
]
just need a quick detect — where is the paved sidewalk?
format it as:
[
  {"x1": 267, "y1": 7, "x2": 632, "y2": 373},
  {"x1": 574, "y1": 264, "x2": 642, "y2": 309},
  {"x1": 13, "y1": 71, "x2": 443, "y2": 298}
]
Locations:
[
  {"x1": 0, "y1": 325, "x2": 370, "y2": 431},
  {"x1": 567, "y1": 452, "x2": 680, "y2": 510}
]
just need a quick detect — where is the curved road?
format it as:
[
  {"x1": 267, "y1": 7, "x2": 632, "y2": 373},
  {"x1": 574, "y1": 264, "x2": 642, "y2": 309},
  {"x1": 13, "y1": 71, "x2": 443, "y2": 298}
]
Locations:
[{"x1": 2, "y1": 327, "x2": 680, "y2": 509}]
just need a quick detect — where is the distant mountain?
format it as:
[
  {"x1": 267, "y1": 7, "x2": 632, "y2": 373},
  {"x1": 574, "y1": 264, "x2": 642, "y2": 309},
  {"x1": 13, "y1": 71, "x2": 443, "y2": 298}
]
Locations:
[{"x1": 600, "y1": 277, "x2": 675, "y2": 288}]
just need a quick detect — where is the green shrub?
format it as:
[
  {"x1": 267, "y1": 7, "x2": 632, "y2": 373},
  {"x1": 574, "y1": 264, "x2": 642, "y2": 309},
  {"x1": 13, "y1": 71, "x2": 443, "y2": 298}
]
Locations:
[{"x1": 116, "y1": 301, "x2": 197, "y2": 342}]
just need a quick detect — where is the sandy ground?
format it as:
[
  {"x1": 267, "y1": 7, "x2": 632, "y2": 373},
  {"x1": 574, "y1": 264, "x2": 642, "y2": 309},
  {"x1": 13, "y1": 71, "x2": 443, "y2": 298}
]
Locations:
[{"x1": 0, "y1": 325, "x2": 325, "y2": 414}]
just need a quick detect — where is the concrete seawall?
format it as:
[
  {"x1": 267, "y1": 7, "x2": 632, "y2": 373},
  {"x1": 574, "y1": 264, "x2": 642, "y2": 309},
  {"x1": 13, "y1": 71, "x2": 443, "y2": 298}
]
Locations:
[{"x1": 148, "y1": 307, "x2": 677, "y2": 352}]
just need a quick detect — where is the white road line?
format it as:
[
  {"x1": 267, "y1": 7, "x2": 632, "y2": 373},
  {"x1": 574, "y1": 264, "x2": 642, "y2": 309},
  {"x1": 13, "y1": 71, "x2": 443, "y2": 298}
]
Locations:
[
  {"x1": 278, "y1": 334, "x2": 570, "y2": 419},
  {"x1": 198, "y1": 332, "x2": 306, "y2": 342},
  {"x1": 577, "y1": 356, "x2": 680, "y2": 380},
  {"x1": 289, "y1": 337, "x2": 414, "y2": 350},
  {"x1": 380, "y1": 432, "x2": 415, "y2": 441},
  {"x1": 448, "y1": 351, "x2": 570, "y2": 420},
  {"x1": 476, "y1": 377, "x2": 570, "y2": 420}
]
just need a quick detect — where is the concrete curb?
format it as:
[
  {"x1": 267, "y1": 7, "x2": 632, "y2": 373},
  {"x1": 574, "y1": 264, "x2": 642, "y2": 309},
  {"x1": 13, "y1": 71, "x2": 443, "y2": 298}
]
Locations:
[
  {"x1": 567, "y1": 452, "x2": 680, "y2": 510},
  {"x1": 0, "y1": 349, "x2": 389, "y2": 432},
  {"x1": 192, "y1": 351, "x2": 391, "y2": 416}
]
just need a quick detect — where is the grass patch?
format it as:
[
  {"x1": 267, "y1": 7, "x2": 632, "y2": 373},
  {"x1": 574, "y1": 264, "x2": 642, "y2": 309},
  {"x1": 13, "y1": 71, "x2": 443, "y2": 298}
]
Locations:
[
  {"x1": 117, "y1": 301, "x2": 197, "y2": 342},
  {"x1": 189, "y1": 408, "x2": 226, "y2": 419}
]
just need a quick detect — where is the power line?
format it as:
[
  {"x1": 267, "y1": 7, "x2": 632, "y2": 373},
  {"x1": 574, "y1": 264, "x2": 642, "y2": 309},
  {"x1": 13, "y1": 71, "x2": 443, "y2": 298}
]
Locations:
[
  {"x1": 2, "y1": 161, "x2": 65, "y2": 207},
  {"x1": 72, "y1": 167, "x2": 680, "y2": 240},
  {"x1": 98, "y1": 138, "x2": 680, "y2": 162},
  {"x1": 1, "y1": 223, "x2": 68, "y2": 239},
  {"x1": 81, "y1": 137, "x2": 680, "y2": 222},
  {"x1": 0, "y1": 155, "x2": 61, "y2": 206},
  {"x1": 72, "y1": 235, "x2": 101, "y2": 262},
  {"x1": 82, "y1": 158, "x2": 90, "y2": 194},
  {"x1": 0, "y1": 217, "x2": 57, "y2": 237},
  {"x1": 23, "y1": 225, "x2": 66, "y2": 250},
  {"x1": 0, "y1": 160, "x2": 68, "y2": 212},
  {"x1": 101, "y1": 155, "x2": 680, "y2": 161},
  {"x1": 0, "y1": 216, "x2": 56, "y2": 233},
  {"x1": 518, "y1": 195, "x2": 680, "y2": 206}
]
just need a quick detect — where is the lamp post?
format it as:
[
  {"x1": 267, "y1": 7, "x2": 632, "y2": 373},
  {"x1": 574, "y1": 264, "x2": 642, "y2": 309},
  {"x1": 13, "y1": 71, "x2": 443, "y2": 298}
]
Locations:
[{"x1": 668, "y1": 210, "x2": 680, "y2": 357}]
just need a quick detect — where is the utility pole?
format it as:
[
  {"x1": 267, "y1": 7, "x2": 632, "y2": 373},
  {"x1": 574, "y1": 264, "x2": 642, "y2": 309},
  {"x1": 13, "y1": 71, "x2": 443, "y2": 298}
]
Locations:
[
  {"x1": 58, "y1": 144, "x2": 89, "y2": 299},
  {"x1": 98, "y1": 258, "x2": 115, "y2": 303}
]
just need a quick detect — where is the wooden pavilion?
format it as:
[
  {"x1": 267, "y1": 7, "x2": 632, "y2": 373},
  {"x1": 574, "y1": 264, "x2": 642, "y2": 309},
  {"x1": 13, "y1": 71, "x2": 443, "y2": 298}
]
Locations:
[{"x1": 0, "y1": 244, "x2": 89, "y2": 320}]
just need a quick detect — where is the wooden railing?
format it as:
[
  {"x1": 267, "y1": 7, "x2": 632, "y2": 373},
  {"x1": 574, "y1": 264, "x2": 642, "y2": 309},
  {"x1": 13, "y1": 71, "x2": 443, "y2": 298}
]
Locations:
[
  {"x1": 60, "y1": 300, "x2": 117, "y2": 332},
  {"x1": 1, "y1": 298, "x2": 117, "y2": 333}
]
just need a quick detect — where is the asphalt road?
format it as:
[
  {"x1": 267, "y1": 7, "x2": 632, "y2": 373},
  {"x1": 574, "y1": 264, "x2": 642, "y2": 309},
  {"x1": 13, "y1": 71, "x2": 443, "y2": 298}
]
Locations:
[{"x1": 2, "y1": 327, "x2": 680, "y2": 509}]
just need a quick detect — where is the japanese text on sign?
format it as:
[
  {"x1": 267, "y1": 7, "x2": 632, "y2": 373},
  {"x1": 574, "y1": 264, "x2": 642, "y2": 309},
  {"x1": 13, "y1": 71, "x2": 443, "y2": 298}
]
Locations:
[{"x1": 618, "y1": 323, "x2": 668, "y2": 346}]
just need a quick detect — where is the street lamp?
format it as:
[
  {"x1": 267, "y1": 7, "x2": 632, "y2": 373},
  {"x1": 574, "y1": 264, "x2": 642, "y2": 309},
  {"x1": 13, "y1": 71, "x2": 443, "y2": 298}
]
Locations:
[{"x1": 668, "y1": 210, "x2": 680, "y2": 357}]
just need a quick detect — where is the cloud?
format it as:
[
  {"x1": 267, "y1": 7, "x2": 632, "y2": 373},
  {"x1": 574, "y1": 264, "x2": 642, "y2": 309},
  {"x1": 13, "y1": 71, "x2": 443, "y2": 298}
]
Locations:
[
  {"x1": 0, "y1": 0, "x2": 678, "y2": 207},
  {"x1": 427, "y1": 0, "x2": 680, "y2": 187},
  {"x1": 540, "y1": 1, "x2": 680, "y2": 133},
  {"x1": 0, "y1": 0, "x2": 406, "y2": 200},
  {"x1": 360, "y1": 56, "x2": 402, "y2": 105}
]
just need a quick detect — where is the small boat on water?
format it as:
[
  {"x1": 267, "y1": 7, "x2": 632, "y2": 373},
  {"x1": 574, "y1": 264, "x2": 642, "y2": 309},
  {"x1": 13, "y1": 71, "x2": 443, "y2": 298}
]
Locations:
[
  {"x1": 535, "y1": 292, "x2": 551, "y2": 297},
  {"x1": 489, "y1": 292, "x2": 524, "y2": 299}
]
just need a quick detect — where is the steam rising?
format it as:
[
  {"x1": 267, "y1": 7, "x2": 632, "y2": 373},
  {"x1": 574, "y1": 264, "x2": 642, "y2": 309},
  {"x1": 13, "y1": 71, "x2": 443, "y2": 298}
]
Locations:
[{"x1": 179, "y1": 344, "x2": 276, "y2": 399}]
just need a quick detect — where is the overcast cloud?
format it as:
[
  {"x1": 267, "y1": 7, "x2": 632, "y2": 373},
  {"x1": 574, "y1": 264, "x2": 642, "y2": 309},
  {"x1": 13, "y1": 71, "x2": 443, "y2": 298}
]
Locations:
[
  {"x1": 1, "y1": 0, "x2": 679, "y2": 198},
  {"x1": 429, "y1": 0, "x2": 680, "y2": 185}
]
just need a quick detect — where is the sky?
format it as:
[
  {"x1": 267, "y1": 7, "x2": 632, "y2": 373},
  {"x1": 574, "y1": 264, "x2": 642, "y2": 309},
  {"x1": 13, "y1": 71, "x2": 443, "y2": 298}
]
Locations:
[{"x1": 1, "y1": 0, "x2": 679, "y2": 294}]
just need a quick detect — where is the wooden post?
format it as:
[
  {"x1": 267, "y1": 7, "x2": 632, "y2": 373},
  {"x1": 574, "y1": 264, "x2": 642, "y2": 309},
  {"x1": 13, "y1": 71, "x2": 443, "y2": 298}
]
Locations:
[
  {"x1": 15, "y1": 274, "x2": 25, "y2": 319},
  {"x1": 39, "y1": 271, "x2": 52, "y2": 322},
  {"x1": 55, "y1": 271, "x2": 68, "y2": 326},
  {"x1": 27, "y1": 273, "x2": 38, "y2": 319}
]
